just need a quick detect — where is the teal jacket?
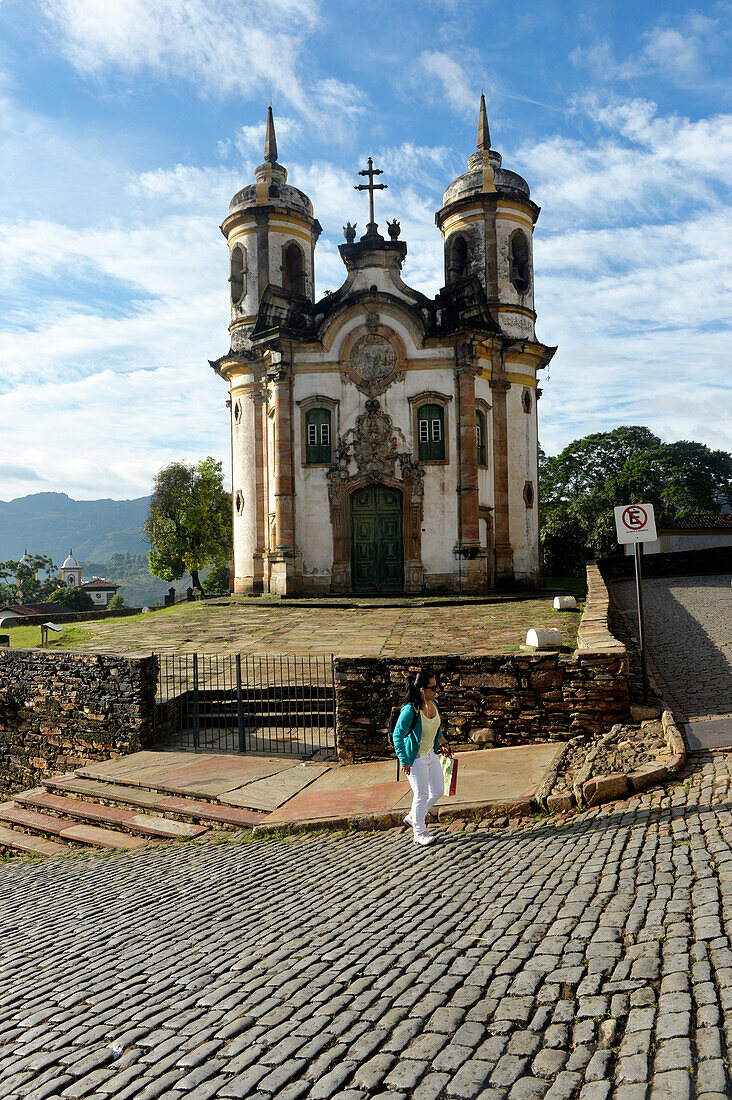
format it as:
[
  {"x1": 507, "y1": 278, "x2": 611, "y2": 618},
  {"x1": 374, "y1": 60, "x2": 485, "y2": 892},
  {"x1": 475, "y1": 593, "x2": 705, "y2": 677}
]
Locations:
[{"x1": 392, "y1": 703, "x2": 445, "y2": 768}]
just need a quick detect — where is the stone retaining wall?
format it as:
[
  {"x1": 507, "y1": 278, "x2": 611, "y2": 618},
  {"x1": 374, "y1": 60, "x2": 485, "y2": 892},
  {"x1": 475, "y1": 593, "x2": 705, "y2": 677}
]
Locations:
[
  {"x1": 335, "y1": 564, "x2": 629, "y2": 762},
  {"x1": 0, "y1": 649, "x2": 156, "y2": 798}
]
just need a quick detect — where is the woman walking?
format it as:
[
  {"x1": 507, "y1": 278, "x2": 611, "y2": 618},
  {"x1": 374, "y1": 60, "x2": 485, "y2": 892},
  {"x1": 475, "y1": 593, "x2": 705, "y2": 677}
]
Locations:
[{"x1": 392, "y1": 670, "x2": 452, "y2": 846}]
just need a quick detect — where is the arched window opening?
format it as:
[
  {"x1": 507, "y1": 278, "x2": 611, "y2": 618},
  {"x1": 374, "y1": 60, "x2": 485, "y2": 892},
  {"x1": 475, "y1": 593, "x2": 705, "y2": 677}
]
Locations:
[
  {"x1": 305, "y1": 407, "x2": 332, "y2": 464},
  {"x1": 476, "y1": 410, "x2": 486, "y2": 466},
  {"x1": 522, "y1": 388, "x2": 532, "y2": 414},
  {"x1": 282, "y1": 242, "x2": 306, "y2": 295},
  {"x1": 234, "y1": 490, "x2": 244, "y2": 515},
  {"x1": 524, "y1": 481, "x2": 535, "y2": 508},
  {"x1": 509, "y1": 232, "x2": 531, "y2": 294},
  {"x1": 67, "y1": 576, "x2": 76, "y2": 587},
  {"x1": 234, "y1": 400, "x2": 242, "y2": 424},
  {"x1": 417, "y1": 403, "x2": 445, "y2": 462},
  {"x1": 230, "y1": 245, "x2": 246, "y2": 305},
  {"x1": 447, "y1": 235, "x2": 469, "y2": 282}
]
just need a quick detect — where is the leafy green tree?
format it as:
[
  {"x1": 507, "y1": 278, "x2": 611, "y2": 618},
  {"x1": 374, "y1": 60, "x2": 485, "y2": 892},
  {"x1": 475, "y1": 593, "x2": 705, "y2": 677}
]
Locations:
[
  {"x1": 107, "y1": 592, "x2": 125, "y2": 610},
  {"x1": 144, "y1": 458, "x2": 232, "y2": 597},
  {"x1": 205, "y1": 560, "x2": 232, "y2": 596},
  {"x1": 540, "y1": 427, "x2": 732, "y2": 576},
  {"x1": 48, "y1": 586, "x2": 95, "y2": 610},
  {"x1": 0, "y1": 554, "x2": 60, "y2": 604}
]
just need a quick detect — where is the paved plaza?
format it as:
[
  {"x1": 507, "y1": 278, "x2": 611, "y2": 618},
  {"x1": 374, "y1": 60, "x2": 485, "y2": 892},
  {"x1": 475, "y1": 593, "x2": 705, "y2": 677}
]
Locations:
[
  {"x1": 2, "y1": 751, "x2": 732, "y2": 1100},
  {"x1": 59, "y1": 597, "x2": 581, "y2": 659}
]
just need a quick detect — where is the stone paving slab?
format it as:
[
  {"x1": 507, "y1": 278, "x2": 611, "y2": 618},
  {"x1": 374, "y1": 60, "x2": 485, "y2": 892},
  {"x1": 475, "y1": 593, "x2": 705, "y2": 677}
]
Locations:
[
  {"x1": 685, "y1": 716, "x2": 732, "y2": 751},
  {"x1": 79, "y1": 751, "x2": 300, "y2": 797},
  {"x1": 2, "y1": 750, "x2": 732, "y2": 1100},
  {"x1": 393, "y1": 744, "x2": 560, "y2": 811},
  {"x1": 265, "y1": 780, "x2": 408, "y2": 823},
  {"x1": 0, "y1": 826, "x2": 71, "y2": 856},
  {"x1": 57, "y1": 823, "x2": 148, "y2": 849},
  {"x1": 217, "y1": 764, "x2": 331, "y2": 810},
  {"x1": 47, "y1": 774, "x2": 167, "y2": 808}
]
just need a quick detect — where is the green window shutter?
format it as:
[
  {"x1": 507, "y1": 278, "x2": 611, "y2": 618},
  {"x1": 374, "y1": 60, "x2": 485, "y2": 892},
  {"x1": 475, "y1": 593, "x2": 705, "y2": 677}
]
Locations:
[
  {"x1": 417, "y1": 404, "x2": 445, "y2": 461},
  {"x1": 305, "y1": 408, "x2": 332, "y2": 464},
  {"x1": 476, "y1": 410, "x2": 486, "y2": 466}
]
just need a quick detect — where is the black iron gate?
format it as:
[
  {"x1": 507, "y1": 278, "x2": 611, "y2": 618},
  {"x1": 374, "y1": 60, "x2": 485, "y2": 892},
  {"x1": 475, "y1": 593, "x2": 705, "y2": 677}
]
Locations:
[{"x1": 152, "y1": 653, "x2": 336, "y2": 757}]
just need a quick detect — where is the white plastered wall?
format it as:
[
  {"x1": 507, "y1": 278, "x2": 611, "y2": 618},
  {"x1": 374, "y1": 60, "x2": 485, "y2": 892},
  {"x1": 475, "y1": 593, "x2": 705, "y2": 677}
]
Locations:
[
  {"x1": 291, "y1": 298, "x2": 460, "y2": 588},
  {"x1": 230, "y1": 379, "x2": 259, "y2": 590}
]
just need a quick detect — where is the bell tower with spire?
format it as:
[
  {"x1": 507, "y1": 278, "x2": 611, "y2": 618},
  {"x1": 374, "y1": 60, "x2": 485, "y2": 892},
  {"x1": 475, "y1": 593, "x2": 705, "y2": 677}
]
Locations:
[
  {"x1": 436, "y1": 94, "x2": 540, "y2": 342},
  {"x1": 220, "y1": 107, "x2": 322, "y2": 355}
]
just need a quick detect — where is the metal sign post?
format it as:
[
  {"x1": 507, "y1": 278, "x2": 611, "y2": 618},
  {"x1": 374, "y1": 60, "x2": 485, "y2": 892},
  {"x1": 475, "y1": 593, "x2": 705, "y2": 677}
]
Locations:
[{"x1": 614, "y1": 504, "x2": 658, "y2": 702}]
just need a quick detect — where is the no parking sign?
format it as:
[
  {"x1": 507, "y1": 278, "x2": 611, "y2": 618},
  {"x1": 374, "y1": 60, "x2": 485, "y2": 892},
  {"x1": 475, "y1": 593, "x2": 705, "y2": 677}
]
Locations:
[
  {"x1": 613, "y1": 501, "x2": 657, "y2": 701},
  {"x1": 614, "y1": 503, "x2": 657, "y2": 545}
]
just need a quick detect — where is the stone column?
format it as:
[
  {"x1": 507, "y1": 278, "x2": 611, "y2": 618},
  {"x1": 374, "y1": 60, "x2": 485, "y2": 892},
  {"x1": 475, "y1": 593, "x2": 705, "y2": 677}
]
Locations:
[
  {"x1": 489, "y1": 364, "x2": 514, "y2": 586},
  {"x1": 268, "y1": 359, "x2": 302, "y2": 595},
  {"x1": 454, "y1": 344, "x2": 487, "y2": 592},
  {"x1": 251, "y1": 389, "x2": 266, "y2": 592}
]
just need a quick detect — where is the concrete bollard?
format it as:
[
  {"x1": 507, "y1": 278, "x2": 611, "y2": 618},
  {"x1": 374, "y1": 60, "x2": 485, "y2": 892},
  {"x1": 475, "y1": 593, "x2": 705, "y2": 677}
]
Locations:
[
  {"x1": 553, "y1": 596, "x2": 577, "y2": 610},
  {"x1": 526, "y1": 627, "x2": 562, "y2": 650}
]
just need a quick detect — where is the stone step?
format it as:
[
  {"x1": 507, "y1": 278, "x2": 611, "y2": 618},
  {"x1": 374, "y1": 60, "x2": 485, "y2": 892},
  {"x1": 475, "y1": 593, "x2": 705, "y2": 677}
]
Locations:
[
  {"x1": 43, "y1": 776, "x2": 266, "y2": 828},
  {"x1": 0, "y1": 802, "x2": 67, "y2": 837},
  {"x1": 14, "y1": 791, "x2": 209, "y2": 840},
  {"x1": 0, "y1": 802, "x2": 148, "y2": 849},
  {"x1": 0, "y1": 825, "x2": 72, "y2": 857}
]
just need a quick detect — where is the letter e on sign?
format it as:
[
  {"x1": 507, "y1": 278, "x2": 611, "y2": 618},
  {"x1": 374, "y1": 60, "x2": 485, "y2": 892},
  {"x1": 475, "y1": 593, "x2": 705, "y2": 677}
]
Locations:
[{"x1": 614, "y1": 503, "x2": 657, "y2": 545}]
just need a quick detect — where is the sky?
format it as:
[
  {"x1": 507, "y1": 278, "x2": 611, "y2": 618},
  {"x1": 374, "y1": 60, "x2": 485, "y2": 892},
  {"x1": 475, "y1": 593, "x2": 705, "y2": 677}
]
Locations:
[{"x1": 0, "y1": 0, "x2": 730, "y2": 502}]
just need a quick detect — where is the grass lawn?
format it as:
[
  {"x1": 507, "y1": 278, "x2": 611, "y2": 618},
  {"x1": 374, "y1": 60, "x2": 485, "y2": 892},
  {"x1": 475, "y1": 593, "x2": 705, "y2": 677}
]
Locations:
[{"x1": 6, "y1": 592, "x2": 585, "y2": 659}]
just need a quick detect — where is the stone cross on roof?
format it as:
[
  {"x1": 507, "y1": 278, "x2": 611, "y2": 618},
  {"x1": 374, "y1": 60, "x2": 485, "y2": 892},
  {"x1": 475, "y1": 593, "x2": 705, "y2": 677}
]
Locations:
[{"x1": 355, "y1": 157, "x2": 387, "y2": 233}]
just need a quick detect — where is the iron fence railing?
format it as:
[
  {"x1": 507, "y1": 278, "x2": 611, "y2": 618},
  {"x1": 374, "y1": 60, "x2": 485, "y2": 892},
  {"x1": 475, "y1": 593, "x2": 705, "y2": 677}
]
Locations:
[{"x1": 151, "y1": 653, "x2": 336, "y2": 757}]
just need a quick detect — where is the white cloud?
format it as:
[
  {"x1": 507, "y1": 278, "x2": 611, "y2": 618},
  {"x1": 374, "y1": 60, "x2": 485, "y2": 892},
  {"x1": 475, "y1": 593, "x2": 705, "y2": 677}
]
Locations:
[
  {"x1": 38, "y1": 0, "x2": 367, "y2": 136},
  {"x1": 514, "y1": 97, "x2": 732, "y2": 227},
  {"x1": 126, "y1": 164, "x2": 241, "y2": 207},
  {"x1": 418, "y1": 51, "x2": 476, "y2": 116},
  {"x1": 571, "y1": 6, "x2": 732, "y2": 88},
  {"x1": 0, "y1": 363, "x2": 228, "y2": 500},
  {"x1": 41, "y1": 0, "x2": 317, "y2": 109}
]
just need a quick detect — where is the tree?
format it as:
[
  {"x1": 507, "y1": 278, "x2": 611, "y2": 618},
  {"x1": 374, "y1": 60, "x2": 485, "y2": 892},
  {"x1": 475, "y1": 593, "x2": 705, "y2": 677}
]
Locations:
[
  {"x1": 144, "y1": 458, "x2": 232, "y2": 596},
  {"x1": 540, "y1": 427, "x2": 732, "y2": 576},
  {"x1": 48, "y1": 586, "x2": 95, "y2": 610},
  {"x1": 0, "y1": 554, "x2": 60, "y2": 604},
  {"x1": 107, "y1": 592, "x2": 125, "y2": 610}
]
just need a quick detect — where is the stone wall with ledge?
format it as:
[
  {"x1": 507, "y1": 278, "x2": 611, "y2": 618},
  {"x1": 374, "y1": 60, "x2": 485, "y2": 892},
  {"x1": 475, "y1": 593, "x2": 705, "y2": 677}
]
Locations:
[
  {"x1": 0, "y1": 649, "x2": 156, "y2": 798},
  {"x1": 335, "y1": 563, "x2": 629, "y2": 761}
]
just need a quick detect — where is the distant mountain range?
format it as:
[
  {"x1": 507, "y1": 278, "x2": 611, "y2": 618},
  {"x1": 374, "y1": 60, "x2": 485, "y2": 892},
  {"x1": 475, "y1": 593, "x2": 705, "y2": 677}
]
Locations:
[{"x1": 0, "y1": 492, "x2": 151, "y2": 565}]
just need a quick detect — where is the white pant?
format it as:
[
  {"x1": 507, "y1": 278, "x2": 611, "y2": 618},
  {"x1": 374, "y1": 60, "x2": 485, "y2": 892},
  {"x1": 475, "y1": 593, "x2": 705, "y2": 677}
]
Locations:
[{"x1": 407, "y1": 751, "x2": 444, "y2": 836}]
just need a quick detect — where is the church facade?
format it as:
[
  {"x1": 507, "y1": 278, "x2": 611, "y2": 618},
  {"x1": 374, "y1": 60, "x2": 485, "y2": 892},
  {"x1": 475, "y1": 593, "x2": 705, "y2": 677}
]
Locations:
[{"x1": 211, "y1": 98, "x2": 555, "y2": 596}]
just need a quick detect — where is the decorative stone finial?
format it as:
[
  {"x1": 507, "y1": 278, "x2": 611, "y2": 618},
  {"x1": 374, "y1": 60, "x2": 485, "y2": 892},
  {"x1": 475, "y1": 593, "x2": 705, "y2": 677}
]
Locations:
[
  {"x1": 387, "y1": 219, "x2": 401, "y2": 240},
  {"x1": 343, "y1": 222, "x2": 357, "y2": 243},
  {"x1": 264, "y1": 105, "x2": 278, "y2": 164},
  {"x1": 477, "y1": 91, "x2": 491, "y2": 151}
]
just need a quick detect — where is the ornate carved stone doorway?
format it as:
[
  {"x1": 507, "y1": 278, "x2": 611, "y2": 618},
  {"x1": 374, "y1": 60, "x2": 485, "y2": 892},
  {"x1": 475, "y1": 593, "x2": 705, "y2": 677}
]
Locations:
[
  {"x1": 327, "y1": 399, "x2": 425, "y2": 594},
  {"x1": 351, "y1": 484, "x2": 404, "y2": 593}
]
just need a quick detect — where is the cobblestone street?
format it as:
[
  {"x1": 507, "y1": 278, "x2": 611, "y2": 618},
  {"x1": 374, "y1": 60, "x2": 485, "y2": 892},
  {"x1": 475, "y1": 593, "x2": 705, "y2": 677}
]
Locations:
[
  {"x1": 2, "y1": 752, "x2": 732, "y2": 1100},
  {"x1": 612, "y1": 575, "x2": 732, "y2": 722}
]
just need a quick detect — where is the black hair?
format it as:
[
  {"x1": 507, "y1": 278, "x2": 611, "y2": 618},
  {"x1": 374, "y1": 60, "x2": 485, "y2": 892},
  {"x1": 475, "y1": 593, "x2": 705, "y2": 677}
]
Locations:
[{"x1": 402, "y1": 669, "x2": 437, "y2": 710}]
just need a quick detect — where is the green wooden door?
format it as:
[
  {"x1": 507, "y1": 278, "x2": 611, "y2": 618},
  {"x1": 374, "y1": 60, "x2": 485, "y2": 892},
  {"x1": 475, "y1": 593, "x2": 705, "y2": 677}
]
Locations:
[{"x1": 351, "y1": 485, "x2": 404, "y2": 593}]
